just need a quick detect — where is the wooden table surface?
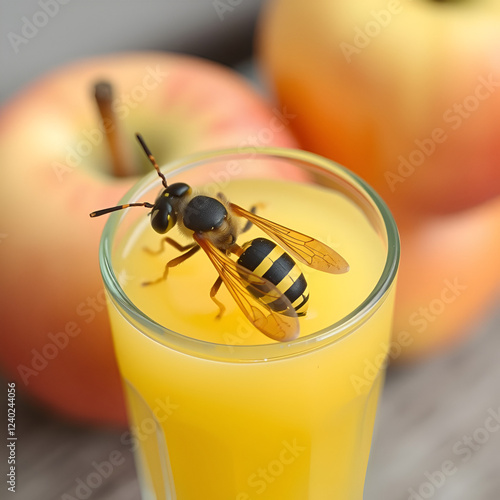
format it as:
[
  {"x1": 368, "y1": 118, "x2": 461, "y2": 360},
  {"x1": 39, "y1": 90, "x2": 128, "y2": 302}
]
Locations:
[{"x1": 2, "y1": 299, "x2": 499, "y2": 500}]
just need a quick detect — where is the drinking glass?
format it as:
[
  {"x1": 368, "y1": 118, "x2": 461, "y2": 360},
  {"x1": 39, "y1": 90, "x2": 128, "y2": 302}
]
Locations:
[{"x1": 98, "y1": 147, "x2": 400, "y2": 499}]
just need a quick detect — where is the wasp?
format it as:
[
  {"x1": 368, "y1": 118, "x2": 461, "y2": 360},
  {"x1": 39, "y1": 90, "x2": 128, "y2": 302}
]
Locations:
[{"x1": 90, "y1": 134, "x2": 349, "y2": 342}]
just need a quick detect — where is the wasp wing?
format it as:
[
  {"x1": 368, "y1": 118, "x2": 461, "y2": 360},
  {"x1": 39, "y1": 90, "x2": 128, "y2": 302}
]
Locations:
[
  {"x1": 193, "y1": 234, "x2": 299, "y2": 342},
  {"x1": 230, "y1": 203, "x2": 349, "y2": 274}
]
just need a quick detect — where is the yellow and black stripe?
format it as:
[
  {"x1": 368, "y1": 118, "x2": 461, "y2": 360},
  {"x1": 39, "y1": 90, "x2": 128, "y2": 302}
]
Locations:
[{"x1": 237, "y1": 237, "x2": 309, "y2": 316}]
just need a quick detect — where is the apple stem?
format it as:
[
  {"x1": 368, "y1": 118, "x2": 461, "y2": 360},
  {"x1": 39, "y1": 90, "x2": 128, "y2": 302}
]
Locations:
[{"x1": 93, "y1": 81, "x2": 134, "y2": 177}]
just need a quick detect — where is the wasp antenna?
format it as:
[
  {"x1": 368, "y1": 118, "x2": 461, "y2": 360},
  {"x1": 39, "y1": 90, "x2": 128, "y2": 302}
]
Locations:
[
  {"x1": 89, "y1": 202, "x2": 154, "y2": 218},
  {"x1": 136, "y1": 133, "x2": 168, "y2": 189}
]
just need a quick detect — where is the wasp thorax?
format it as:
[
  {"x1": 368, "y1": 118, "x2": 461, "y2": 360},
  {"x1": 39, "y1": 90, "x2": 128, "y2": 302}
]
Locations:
[{"x1": 183, "y1": 196, "x2": 227, "y2": 232}]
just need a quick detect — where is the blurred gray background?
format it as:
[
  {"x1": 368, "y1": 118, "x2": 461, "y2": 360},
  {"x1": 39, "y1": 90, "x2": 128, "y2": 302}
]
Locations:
[{"x1": 0, "y1": 0, "x2": 263, "y2": 103}]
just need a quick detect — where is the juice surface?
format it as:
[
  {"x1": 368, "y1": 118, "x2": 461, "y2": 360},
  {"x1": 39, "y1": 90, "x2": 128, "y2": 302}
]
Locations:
[
  {"x1": 115, "y1": 178, "x2": 385, "y2": 345},
  {"x1": 109, "y1": 178, "x2": 394, "y2": 500}
]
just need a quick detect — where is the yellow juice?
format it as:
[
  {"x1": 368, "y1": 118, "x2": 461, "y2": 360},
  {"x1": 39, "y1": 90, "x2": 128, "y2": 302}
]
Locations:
[{"x1": 106, "y1": 176, "x2": 397, "y2": 500}]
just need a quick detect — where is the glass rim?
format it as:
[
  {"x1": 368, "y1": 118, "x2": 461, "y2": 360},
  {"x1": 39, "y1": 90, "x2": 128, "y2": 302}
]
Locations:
[{"x1": 99, "y1": 146, "x2": 400, "y2": 362}]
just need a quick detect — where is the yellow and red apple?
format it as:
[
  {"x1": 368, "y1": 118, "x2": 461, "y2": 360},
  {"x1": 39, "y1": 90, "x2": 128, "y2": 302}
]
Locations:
[
  {"x1": 258, "y1": 0, "x2": 500, "y2": 360},
  {"x1": 0, "y1": 52, "x2": 298, "y2": 426}
]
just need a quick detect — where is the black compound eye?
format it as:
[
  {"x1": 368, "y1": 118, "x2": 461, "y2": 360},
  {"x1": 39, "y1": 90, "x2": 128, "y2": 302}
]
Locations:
[
  {"x1": 150, "y1": 196, "x2": 176, "y2": 234},
  {"x1": 183, "y1": 196, "x2": 227, "y2": 232},
  {"x1": 166, "y1": 182, "x2": 191, "y2": 198}
]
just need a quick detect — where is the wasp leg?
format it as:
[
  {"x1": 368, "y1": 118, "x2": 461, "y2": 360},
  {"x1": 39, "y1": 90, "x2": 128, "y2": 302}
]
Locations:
[
  {"x1": 210, "y1": 276, "x2": 225, "y2": 319},
  {"x1": 217, "y1": 192, "x2": 265, "y2": 234},
  {"x1": 241, "y1": 204, "x2": 265, "y2": 233},
  {"x1": 216, "y1": 192, "x2": 229, "y2": 204},
  {"x1": 142, "y1": 245, "x2": 200, "y2": 286},
  {"x1": 143, "y1": 237, "x2": 197, "y2": 255},
  {"x1": 217, "y1": 191, "x2": 256, "y2": 234}
]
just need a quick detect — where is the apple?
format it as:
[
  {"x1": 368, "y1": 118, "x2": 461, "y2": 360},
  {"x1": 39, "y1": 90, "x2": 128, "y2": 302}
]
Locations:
[
  {"x1": 257, "y1": 0, "x2": 500, "y2": 216},
  {"x1": 257, "y1": 0, "x2": 500, "y2": 360},
  {"x1": 394, "y1": 196, "x2": 500, "y2": 361},
  {"x1": 0, "y1": 51, "x2": 299, "y2": 427}
]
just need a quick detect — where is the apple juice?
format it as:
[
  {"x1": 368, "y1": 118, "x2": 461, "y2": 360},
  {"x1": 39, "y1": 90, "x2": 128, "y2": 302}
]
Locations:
[{"x1": 105, "y1": 176, "x2": 397, "y2": 500}]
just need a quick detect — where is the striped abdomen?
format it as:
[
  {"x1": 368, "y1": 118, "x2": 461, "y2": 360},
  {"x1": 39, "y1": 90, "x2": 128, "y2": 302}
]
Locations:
[{"x1": 237, "y1": 237, "x2": 309, "y2": 316}]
